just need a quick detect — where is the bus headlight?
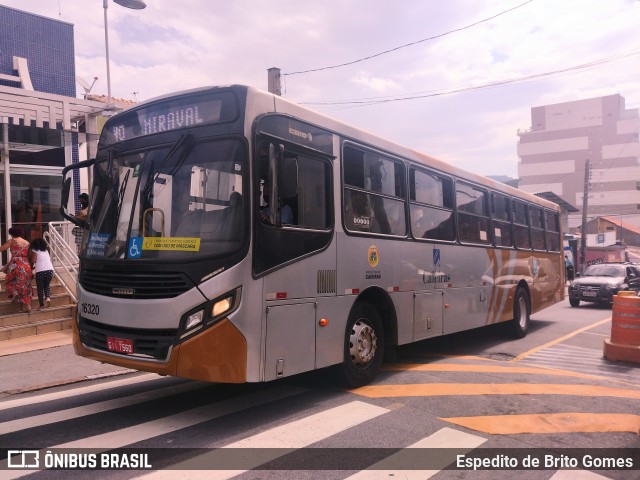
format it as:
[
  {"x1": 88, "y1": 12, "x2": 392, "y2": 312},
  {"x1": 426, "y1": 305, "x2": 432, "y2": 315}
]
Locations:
[
  {"x1": 179, "y1": 287, "x2": 242, "y2": 341},
  {"x1": 208, "y1": 287, "x2": 242, "y2": 324},
  {"x1": 212, "y1": 297, "x2": 233, "y2": 317},
  {"x1": 185, "y1": 310, "x2": 204, "y2": 330}
]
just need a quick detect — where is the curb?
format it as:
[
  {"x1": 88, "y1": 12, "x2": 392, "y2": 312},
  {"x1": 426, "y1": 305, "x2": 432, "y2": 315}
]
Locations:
[{"x1": 1, "y1": 368, "x2": 136, "y2": 396}]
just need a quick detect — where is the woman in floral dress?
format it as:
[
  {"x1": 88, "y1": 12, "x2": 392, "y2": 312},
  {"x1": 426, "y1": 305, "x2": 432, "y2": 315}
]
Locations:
[{"x1": 0, "y1": 227, "x2": 32, "y2": 312}]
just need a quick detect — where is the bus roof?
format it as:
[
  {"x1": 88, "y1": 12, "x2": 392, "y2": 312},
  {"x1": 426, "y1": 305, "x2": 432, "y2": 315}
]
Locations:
[
  {"x1": 254, "y1": 85, "x2": 560, "y2": 211},
  {"x1": 123, "y1": 84, "x2": 560, "y2": 211}
]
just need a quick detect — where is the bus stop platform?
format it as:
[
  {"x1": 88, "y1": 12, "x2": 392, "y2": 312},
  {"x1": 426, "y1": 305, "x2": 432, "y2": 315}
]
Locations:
[{"x1": 0, "y1": 331, "x2": 135, "y2": 396}]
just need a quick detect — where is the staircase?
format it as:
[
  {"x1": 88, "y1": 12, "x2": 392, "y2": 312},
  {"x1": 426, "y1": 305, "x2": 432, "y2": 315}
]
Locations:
[
  {"x1": 0, "y1": 276, "x2": 76, "y2": 341},
  {"x1": 0, "y1": 221, "x2": 79, "y2": 343}
]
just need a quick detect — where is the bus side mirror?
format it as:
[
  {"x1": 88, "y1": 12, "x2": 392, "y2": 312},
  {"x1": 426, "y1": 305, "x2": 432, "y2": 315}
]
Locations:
[
  {"x1": 60, "y1": 157, "x2": 95, "y2": 227},
  {"x1": 61, "y1": 177, "x2": 71, "y2": 212},
  {"x1": 59, "y1": 176, "x2": 85, "y2": 227}
]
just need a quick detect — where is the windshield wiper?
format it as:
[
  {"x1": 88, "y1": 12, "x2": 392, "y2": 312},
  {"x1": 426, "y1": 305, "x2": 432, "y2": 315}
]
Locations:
[
  {"x1": 115, "y1": 169, "x2": 131, "y2": 223},
  {"x1": 141, "y1": 132, "x2": 193, "y2": 210}
]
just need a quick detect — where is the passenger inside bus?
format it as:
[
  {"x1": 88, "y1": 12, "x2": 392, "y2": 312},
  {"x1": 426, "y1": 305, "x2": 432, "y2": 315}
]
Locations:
[{"x1": 260, "y1": 182, "x2": 293, "y2": 225}]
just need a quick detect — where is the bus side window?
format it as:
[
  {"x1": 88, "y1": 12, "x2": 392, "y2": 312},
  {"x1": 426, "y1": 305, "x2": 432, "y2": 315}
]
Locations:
[
  {"x1": 282, "y1": 157, "x2": 299, "y2": 225},
  {"x1": 491, "y1": 193, "x2": 513, "y2": 248},
  {"x1": 410, "y1": 168, "x2": 454, "y2": 241},
  {"x1": 512, "y1": 200, "x2": 531, "y2": 249},
  {"x1": 456, "y1": 182, "x2": 490, "y2": 244},
  {"x1": 343, "y1": 145, "x2": 405, "y2": 236},
  {"x1": 297, "y1": 155, "x2": 331, "y2": 229}
]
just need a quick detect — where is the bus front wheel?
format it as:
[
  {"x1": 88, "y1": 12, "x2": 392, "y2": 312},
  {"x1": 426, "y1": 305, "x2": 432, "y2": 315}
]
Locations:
[
  {"x1": 508, "y1": 287, "x2": 530, "y2": 339},
  {"x1": 340, "y1": 303, "x2": 384, "y2": 388}
]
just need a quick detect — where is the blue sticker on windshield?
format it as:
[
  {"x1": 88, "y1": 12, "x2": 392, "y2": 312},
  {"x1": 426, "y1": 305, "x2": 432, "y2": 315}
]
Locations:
[
  {"x1": 129, "y1": 237, "x2": 143, "y2": 258},
  {"x1": 86, "y1": 233, "x2": 110, "y2": 257}
]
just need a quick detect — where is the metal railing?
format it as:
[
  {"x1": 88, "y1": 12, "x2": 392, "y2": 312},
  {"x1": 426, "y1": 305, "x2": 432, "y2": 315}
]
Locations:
[{"x1": 44, "y1": 221, "x2": 79, "y2": 303}]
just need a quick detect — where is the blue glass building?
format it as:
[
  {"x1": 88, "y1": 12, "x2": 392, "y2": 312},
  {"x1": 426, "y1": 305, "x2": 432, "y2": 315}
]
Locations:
[
  {"x1": 0, "y1": 5, "x2": 103, "y2": 252},
  {"x1": 0, "y1": 6, "x2": 75, "y2": 96}
]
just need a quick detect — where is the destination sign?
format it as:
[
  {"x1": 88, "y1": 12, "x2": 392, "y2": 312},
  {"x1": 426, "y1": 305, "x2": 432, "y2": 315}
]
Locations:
[{"x1": 102, "y1": 91, "x2": 238, "y2": 145}]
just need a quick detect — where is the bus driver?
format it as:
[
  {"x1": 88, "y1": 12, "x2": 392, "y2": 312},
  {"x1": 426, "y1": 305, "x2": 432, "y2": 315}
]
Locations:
[{"x1": 260, "y1": 183, "x2": 293, "y2": 225}]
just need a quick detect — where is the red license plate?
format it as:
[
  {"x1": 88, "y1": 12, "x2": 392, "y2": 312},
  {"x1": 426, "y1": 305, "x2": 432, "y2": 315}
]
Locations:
[{"x1": 107, "y1": 336, "x2": 134, "y2": 354}]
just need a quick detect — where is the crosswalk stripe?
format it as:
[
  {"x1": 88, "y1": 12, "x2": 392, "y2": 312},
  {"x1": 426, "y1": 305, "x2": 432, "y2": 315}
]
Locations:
[
  {"x1": 0, "y1": 373, "x2": 160, "y2": 411},
  {"x1": 383, "y1": 362, "x2": 600, "y2": 379},
  {"x1": 0, "y1": 385, "x2": 308, "y2": 479},
  {"x1": 57, "y1": 385, "x2": 307, "y2": 449},
  {"x1": 351, "y1": 383, "x2": 640, "y2": 400},
  {"x1": 136, "y1": 400, "x2": 389, "y2": 479},
  {"x1": 521, "y1": 344, "x2": 640, "y2": 386},
  {"x1": 443, "y1": 413, "x2": 640, "y2": 434},
  {"x1": 524, "y1": 360, "x2": 638, "y2": 380},
  {"x1": 344, "y1": 427, "x2": 487, "y2": 479},
  {"x1": 0, "y1": 380, "x2": 205, "y2": 434},
  {"x1": 513, "y1": 318, "x2": 611, "y2": 362}
]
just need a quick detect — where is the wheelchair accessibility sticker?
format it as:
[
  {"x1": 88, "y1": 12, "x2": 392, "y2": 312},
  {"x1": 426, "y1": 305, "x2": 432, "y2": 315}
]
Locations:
[
  {"x1": 433, "y1": 248, "x2": 441, "y2": 267},
  {"x1": 129, "y1": 237, "x2": 201, "y2": 256},
  {"x1": 129, "y1": 237, "x2": 143, "y2": 258}
]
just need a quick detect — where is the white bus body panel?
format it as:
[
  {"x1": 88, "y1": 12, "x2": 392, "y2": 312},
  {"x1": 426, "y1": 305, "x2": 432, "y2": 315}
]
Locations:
[
  {"x1": 78, "y1": 284, "x2": 207, "y2": 330},
  {"x1": 261, "y1": 236, "x2": 338, "y2": 380}
]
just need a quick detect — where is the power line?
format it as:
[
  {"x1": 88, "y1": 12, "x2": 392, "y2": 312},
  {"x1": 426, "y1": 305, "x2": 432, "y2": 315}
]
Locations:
[
  {"x1": 300, "y1": 47, "x2": 640, "y2": 108},
  {"x1": 283, "y1": 0, "x2": 534, "y2": 76}
]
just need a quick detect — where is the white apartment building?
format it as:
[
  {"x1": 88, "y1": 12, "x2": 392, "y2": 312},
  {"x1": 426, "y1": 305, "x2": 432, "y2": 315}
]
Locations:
[{"x1": 517, "y1": 94, "x2": 640, "y2": 230}]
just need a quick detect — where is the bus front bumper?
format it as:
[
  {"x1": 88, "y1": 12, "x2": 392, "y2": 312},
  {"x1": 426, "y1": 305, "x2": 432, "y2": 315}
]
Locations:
[{"x1": 73, "y1": 318, "x2": 248, "y2": 383}]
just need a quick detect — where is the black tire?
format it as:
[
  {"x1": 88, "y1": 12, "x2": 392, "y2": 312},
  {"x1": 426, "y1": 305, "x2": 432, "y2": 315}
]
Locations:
[
  {"x1": 508, "y1": 287, "x2": 530, "y2": 339},
  {"x1": 569, "y1": 298, "x2": 580, "y2": 308},
  {"x1": 339, "y1": 303, "x2": 384, "y2": 388}
]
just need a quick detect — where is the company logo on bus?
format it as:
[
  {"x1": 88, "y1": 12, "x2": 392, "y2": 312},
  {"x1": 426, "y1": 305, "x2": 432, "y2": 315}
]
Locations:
[
  {"x1": 421, "y1": 270, "x2": 451, "y2": 284},
  {"x1": 368, "y1": 245, "x2": 379, "y2": 268},
  {"x1": 289, "y1": 127, "x2": 312, "y2": 142},
  {"x1": 112, "y1": 287, "x2": 135, "y2": 296}
]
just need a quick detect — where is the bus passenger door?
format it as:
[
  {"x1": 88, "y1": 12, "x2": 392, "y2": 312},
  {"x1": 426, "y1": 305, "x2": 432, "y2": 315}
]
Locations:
[
  {"x1": 414, "y1": 291, "x2": 443, "y2": 340},
  {"x1": 264, "y1": 302, "x2": 316, "y2": 381}
]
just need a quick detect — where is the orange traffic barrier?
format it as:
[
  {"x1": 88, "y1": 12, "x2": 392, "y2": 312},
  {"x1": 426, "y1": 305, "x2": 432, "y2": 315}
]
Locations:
[{"x1": 603, "y1": 291, "x2": 640, "y2": 365}]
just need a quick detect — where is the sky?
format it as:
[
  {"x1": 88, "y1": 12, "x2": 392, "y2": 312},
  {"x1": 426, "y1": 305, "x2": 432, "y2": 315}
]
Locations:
[{"x1": 2, "y1": 0, "x2": 639, "y2": 178}]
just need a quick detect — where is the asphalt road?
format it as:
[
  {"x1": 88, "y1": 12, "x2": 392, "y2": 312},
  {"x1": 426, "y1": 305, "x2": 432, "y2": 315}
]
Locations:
[{"x1": 0, "y1": 297, "x2": 638, "y2": 479}]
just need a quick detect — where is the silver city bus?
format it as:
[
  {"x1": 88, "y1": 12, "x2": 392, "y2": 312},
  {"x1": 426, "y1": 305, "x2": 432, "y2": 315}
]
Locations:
[{"x1": 61, "y1": 85, "x2": 565, "y2": 387}]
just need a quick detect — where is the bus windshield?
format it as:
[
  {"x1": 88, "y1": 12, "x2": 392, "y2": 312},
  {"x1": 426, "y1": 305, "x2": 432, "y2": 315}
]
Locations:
[{"x1": 83, "y1": 138, "x2": 246, "y2": 260}]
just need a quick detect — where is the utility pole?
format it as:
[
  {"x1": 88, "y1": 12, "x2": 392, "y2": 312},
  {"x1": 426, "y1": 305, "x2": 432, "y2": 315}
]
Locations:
[
  {"x1": 267, "y1": 68, "x2": 281, "y2": 96},
  {"x1": 579, "y1": 159, "x2": 590, "y2": 274}
]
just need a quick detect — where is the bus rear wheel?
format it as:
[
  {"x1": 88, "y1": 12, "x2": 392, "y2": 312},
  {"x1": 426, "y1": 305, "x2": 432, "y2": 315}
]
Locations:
[
  {"x1": 508, "y1": 287, "x2": 530, "y2": 339},
  {"x1": 340, "y1": 303, "x2": 384, "y2": 388}
]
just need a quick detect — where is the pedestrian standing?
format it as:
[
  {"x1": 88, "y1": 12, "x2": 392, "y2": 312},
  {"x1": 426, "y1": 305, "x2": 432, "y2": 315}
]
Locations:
[
  {"x1": 0, "y1": 227, "x2": 32, "y2": 312},
  {"x1": 565, "y1": 255, "x2": 575, "y2": 282},
  {"x1": 30, "y1": 237, "x2": 54, "y2": 310}
]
